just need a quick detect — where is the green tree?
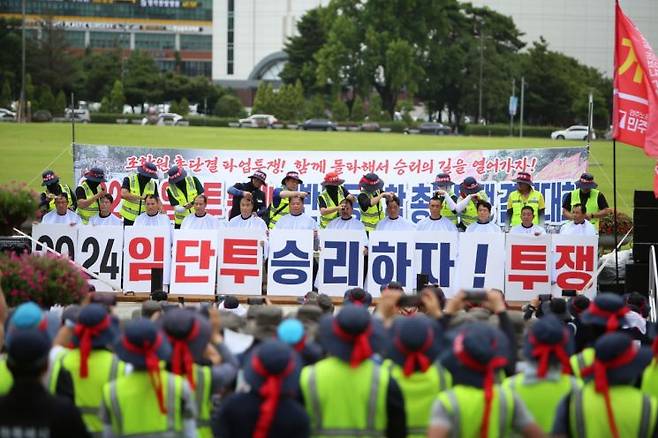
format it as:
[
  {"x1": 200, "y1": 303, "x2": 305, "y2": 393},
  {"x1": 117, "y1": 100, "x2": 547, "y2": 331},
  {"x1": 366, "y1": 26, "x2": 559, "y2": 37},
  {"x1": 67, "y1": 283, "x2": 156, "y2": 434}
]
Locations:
[
  {"x1": 36, "y1": 85, "x2": 55, "y2": 113},
  {"x1": 368, "y1": 94, "x2": 384, "y2": 121},
  {"x1": 0, "y1": 79, "x2": 11, "y2": 108},
  {"x1": 331, "y1": 96, "x2": 348, "y2": 121},
  {"x1": 350, "y1": 95, "x2": 365, "y2": 121},
  {"x1": 273, "y1": 84, "x2": 299, "y2": 121},
  {"x1": 179, "y1": 97, "x2": 190, "y2": 116},
  {"x1": 100, "y1": 96, "x2": 111, "y2": 113},
  {"x1": 252, "y1": 82, "x2": 275, "y2": 115},
  {"x1": 213, "y1": 94, "x2": 245, "y2": 117},
  {"x1": 54, "y1": 90, "x2": 66, "y2": 116},
  {"x1": 123, "y1": 50, "x2": 162, "y2": 107},
  {"x1": 291, "y1": 80, "x2": 305, "y2": 121},
  {"x1": 304, "y1": 94, "x2": 326, "y2": 119},
  {"x1": 80, "y1": 50, "x2": 121, "y2": 102},
  {"x1": 0, "y1": 18, "x2": 22, "y2": 96},
  {"x1": 169, "y1": 100, "x2": 181, "y2": 115},
  {"x1": 108, "y1": 80, "x2": 125, "y2": 113}
]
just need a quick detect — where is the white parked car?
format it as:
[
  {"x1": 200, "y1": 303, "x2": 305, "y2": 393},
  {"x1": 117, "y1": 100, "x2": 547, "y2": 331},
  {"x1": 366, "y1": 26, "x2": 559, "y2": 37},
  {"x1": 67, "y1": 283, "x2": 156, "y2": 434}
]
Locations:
[
  {"x1": 65, "y1": 108, "x2": 91, "y2": 123},
  {"x1": 238, "y1": 114, "x2": 277, "y2": 128},
  {"x1": 0, "y1": 108, "x2": 16, "y2": 121},
  {"x1": 141, "y1": 112, "x2": 183, "y2": 126},
  {"x1": 550, "y1": 125, "x2": 596, "y2": 141}
]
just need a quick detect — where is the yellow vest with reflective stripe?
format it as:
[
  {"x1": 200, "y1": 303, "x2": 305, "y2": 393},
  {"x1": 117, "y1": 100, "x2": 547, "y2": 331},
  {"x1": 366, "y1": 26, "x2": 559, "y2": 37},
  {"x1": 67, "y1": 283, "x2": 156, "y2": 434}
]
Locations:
[
  {"x1": 441, "y1": 194, "x2": 458, "y2": 224},
  {"x1": 103, "y1": 370, "x2": 184, "y2": 436},
  {"x1": 319, "y1": 188, "x2": 346, "y2": 229},
  {"x1": 193, "y1": 364, "x2": 213, "y2": 438},
  {"x1": 459, "y1": 190, "x2": 489, "y2": 227},
  {"x1": 642, "y1": 360, "x2": 658, "y2": 401},
  {"x1": 436, "y1": 384, "x2": 515, "y2": 437},
  {"x1": 169, "y1": 177, "x2": 199, "y2": 226},
  {"x1": 569, "y1": 384, "x2": 657, "y2": 438},
  {"x1": 570, "y1": 347, "x2": 595, "y2": 378},
  {"x1": 508, "y1": 189, "x2": 543, "y2": 225},
  {"x1": 268, "y1": 189, "x2": 290, "y2": 230},
  {"x1": 0, "y1": 359, "x2": 12, "y2": 395},
  {"x1": 61, "y1": 349, "x2": 126, "y2": 433},
  {"x1": 300, "y1": 357, "x2": 389, "y2": 437},
  {"x1": 360, "y1": 191, "x2": 386, "y2": 233},
  {"x1": 570, "y1": 189, "x2": 601, "y2": 229},
  {"x1": 120, "y1": 174, "x2": 156, "y2": 222},
  {"x1": 42, "y1": 183, "x2": 73, "y2": 213},
  {"x1": 76, "y1": 181, "x2": 100, "y2": 224},
  {"x1": 1, "y1": 352, "x2": 65, "y2": 396}
]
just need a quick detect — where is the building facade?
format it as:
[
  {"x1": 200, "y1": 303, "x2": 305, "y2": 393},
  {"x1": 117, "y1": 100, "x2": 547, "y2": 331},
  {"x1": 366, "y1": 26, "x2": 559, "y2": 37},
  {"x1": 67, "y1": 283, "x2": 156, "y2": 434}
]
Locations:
[{"x1": 0, "y1": 0, "x2": 212, "y2": 77}]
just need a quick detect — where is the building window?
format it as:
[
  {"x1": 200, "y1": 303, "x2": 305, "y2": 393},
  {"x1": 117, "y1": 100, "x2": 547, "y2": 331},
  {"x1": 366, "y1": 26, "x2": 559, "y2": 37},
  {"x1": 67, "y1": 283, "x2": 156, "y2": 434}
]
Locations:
[
  {"x1": 227, "y1": 0, "x2": 234, "y2": 75},
  {"x1": 89, "y1": 31, "x2": 129, "y2": 49},
  {"x1": 180, "y1": 34, "x2": 211, "y2": 51},
  {"x1": 182, "y1": 60, "x2": 211, "y2": 77},
  {"x1": 64, "y1": 31, "x2": 86, "y2": 49},
  {"x1": 135, "y1": 33, "x2": 175, "y2": 50}
]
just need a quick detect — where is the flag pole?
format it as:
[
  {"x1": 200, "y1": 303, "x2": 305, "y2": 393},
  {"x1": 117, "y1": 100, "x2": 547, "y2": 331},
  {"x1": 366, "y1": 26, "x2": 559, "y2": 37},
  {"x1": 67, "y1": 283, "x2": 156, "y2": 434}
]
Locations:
[{"x1": 613, "y1": 139, "x2": 620, "y2": 288}]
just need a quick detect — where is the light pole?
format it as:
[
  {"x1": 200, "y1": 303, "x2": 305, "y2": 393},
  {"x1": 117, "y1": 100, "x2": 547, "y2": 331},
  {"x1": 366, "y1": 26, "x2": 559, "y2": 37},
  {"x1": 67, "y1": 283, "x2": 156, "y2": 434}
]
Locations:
[
  {"x1": 519, "y1": 76, "x2": 525, "y2": 138},
  {"x1": 18, "y1": 0, "x2": 26, "y2": 123},
  {"x1": 477, "y1": 23, "x2": 484, "y2": 124}
]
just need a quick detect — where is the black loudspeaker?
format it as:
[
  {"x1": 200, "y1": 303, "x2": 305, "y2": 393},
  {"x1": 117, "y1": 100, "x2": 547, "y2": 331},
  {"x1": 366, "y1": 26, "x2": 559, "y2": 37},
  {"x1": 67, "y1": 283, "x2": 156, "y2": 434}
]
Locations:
[
  {"x1": 625, "y1": 263, "x2": 649, "y2": 294},
  {"x1": 150, "y1": 267, "x2": 164, "y2": 293},
  {"x1": 0, "y1": 236, "x2": 31, "y2": 255},
  {"x1": 633, "y1": 191, "x2": 658, "y2": 263}
]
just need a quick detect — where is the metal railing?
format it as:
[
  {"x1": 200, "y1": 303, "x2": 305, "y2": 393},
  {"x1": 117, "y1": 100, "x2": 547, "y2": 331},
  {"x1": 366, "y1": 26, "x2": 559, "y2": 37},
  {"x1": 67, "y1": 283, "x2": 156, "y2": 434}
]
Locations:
[{"x1": 649, "y1": 245, "x2": 658, "y2": 323}]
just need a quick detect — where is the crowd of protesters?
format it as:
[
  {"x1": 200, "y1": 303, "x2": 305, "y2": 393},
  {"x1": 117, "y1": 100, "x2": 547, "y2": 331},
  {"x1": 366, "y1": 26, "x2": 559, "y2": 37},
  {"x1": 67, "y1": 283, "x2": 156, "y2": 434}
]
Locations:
[{"x1": 0, "y1": 279, "x2": 656, "y2": 437}]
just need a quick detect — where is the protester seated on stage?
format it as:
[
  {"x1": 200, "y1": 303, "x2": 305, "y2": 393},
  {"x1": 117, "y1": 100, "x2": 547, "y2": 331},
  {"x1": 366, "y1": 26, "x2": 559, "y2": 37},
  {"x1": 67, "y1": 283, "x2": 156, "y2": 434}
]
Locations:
[
  {"x1": 465, "y1": 200, "x2": 501, "y2": 233},
  {"x1": 227, "y1": 196, "x2": 268, "y2": 232},
  {"x1": 133, "y1": 195, "x2": 172, "y2": 229},
  {"x1": 41, "y1": 193, "x2": 82, "y2": 226},
  {"x1": 509, "y1": 206, "x2": 546, "y2": 236},
  {"x1": 88, "y1": 194, "x2": 122, "y2": 227},
  {"x1": 375, "y1": 195, "x2": 416, "y2": 231},
  {"x1": 226, "y1": 171, "x2": 268, "y2": 220},
  {"x1": 416, "y1": 195, "x2": 458, "y2": 232},
  {"x1": 180, "y1": 195, "x2": 225, "y2": 230},
  {"x1": 326, "y1": 198, "x2": 366, "y2": 232},
  {"x1": 560, "y1": 203, "x2": 597, "y2": 236},
  {"x1": 273, "y1": 196, "x2": 317, "y2": 231}
]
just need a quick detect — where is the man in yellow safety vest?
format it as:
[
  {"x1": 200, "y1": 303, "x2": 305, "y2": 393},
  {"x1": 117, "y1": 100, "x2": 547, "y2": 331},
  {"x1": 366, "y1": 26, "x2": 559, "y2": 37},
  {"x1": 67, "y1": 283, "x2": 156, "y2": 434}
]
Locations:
[
  {"x1": 507, "y1": 172, "x2": 545, "y2": 227},
  {"x1": 120, "y1": 162, "x2": 159, "y2": 226},
  {"x1": 75, "y1": 167, "x2": 107, "y2": 225},
  {"x1": 166, "y1": 165, "x2": 204, "y2": 229},
  {"x1": 318, "y1": 172, "x2": 354, "y2": 229},
  {"x1": 39, "y1": 169, "x2": 76, "y2": 214},
  {"x1": 562, "y1": 173, "x2": 611, "y2": 232}
]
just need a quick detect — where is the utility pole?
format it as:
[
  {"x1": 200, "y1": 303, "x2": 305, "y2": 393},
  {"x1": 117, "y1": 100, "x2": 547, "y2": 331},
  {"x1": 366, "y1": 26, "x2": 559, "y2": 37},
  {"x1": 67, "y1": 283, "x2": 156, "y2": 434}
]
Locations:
[
  {"x1": 586, "y1": 92, "x2": 594, "y2": 151},
  {"x1": 509, "y1": 78, "x2": 516, "y2": 136},
  {"x1": 519, "y1": 76, "x2": 525, "y2": 138},
  {"x1": 477, "y1": 29, "x2": 484, "y2": 124},
  {"x1": 18, "y1": 0, "x2": 26, "y2": 123}
]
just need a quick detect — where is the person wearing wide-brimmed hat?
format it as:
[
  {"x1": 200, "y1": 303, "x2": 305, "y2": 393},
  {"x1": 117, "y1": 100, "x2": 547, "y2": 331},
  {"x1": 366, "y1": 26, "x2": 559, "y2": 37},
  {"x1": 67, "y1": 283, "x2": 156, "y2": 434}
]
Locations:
[
  {"x1": 41, "y1": 192, "x2": 82, "y2": 225},
  {"x1": 562, "y1": 172, "x2": 611, "y2": 232},
  {"x1": 506, "y1": 172, "x2": 545, "y2": 228},
  {"x1": 214, "y1": 340, "x2": 310, "y2": 438},
  {"x1": 227, "y1": 170, "x2": 268, "y2": 220},
  {"x1": 75, "y1": 167, "x2": 108, "y2": 224},
  {"x1": 429, "y1": 323, "x2": 543, "y2": 438},
  {"x1": 384, "y1": 315, "x2": 451, "y2": 438},
  {"x1": 432, "y1": 173, "x2": 460, "y2": 225},
  {"x1": 357, "y1": 172, "x2": 394, "y2": 233},
  {"x1": 57, "y1": 304, "x2": 125, "y2": 434},
  {"x1": 268, "y1": 170, "x2": 308, "y2": 229},
  {"x1": 502, "y1": 315, "x2": 581, "y2": 434},
  {"x1": 453, "y1": 176, "x2": 490, "y2": 231},
  {"x1": 100, "y1": 319, "x2": 197, "y2": 437},
  {"x1": 166, "y1": 165, "x2": 204, "y2": 229},
  {"x1": 300, "y1": 305, "x2": 406, "y2": 438},
  {"x1": 570, "y1": 293, "x2": 631, "y2": 377},
  {"x1": 161, "y1": 308, "x2": 237, "y2": 438},
  {"x1": 318, "y1": 172, "x2": 354, "y2": 229},
  {"x1": 39, "y1": 169, "x2": 76, "y2": 214},
  {"x1": 120, "y1": 162, "x2": 159, "y2": 226},
  {"x1": 552, "y1": 332, "x2": 657, "y2": 438}
]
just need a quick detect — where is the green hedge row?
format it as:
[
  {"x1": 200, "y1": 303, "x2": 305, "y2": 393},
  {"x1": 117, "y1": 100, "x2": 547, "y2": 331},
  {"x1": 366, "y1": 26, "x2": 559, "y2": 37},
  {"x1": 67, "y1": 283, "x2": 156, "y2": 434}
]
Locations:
[
  {"x1": 463, "y1": 124, "x2": 562, "y2": 138},
  {"x1": 90, "y1": 113, "x2": 143, "y2": 124}
]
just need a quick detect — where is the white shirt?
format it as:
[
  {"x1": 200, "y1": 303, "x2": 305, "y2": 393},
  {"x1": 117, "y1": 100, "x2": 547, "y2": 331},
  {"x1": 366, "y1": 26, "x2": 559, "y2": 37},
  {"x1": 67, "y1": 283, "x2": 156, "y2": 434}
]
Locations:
[
  {"x1": 465, "y1": 221, "x2": 502, "y2": 233},
  {"x1": 88, "y1": 213, "x2": 123, "y2": 227},
  {"x1": 181, "y1": 212, "x2": 225, "y2": 230},
  {"x1": 416, "y1": 216, "x2": 458, "y2": 232},
  {"x1": 326, "y1": 216, "x2": 368, "y2": 247},
  {"x1": 134, "y1": 212, "x2": 172, "y2": 228},
  {"x1": 375, "y1": 216, "x2": 416, "y2": 231},
  {"x1": 274, "y1": 212, "x2": 318, "y2": 231},
  {"x1": 228, "y1": 214, "x2": 268, "y2": 232},
  {"x1": 560, "y1": 220, "x2": 597, "y2": 236},
  {"x1": 510, "y1": 223, "x2": 546, "y2": 235},
  {"x1": 41, "y1": 210, "x2": 82, "y2": 225}
]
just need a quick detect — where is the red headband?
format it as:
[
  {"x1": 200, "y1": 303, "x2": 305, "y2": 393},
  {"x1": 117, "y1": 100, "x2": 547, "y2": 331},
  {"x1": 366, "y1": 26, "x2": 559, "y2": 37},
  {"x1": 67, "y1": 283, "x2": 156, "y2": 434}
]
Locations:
[
  {"x1": 587, "y1": 303, "x2": 629, "y2": 332},
  {"x1": 169, "y1": 168, "x2": 184, "y2": 180},
  {"x1": 581, "y1": 343, "x2": 638, "y2": 438},
  {"x1": 529, "y1": 331, "x2": 572, "y2": 378},
  {"x1": 251, "y1": 355, "x2": 296, "y2": 438},
  {"x1": 43, "y1": 174, "x2": 56, "y2": 181},
  {"x1": 454, "y1": 332, "x2": 507, "y2": 438},
  {"x1": 332, "y1": 320, "x2": 373, "y2": 368},
  {"x1": 359, "y1": 176, "x2": 380, "y2": 186},
  {"x1": 141, "y1": 164, "x2": 157, "y2": 175},
  {"x1": 394, "y1": 328, "x2": 434, "y2": 377},
  {"x1": 122, "y1": 334, "x2": 167, "y2": 414},
  {"x1": 167, "y1": 319, "x2": 200, "y2": 390},
  {"x1": 652, "y1": 337, "x2": 658, "y2": 359},
  {"x1": 74, "y1": 315, "x2": 112, "y2": 378}
]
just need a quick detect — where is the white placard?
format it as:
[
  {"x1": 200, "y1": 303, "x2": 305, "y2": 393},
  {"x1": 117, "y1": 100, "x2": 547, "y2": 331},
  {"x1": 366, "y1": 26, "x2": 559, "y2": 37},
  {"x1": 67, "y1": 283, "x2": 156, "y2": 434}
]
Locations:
[
  {"x1": 456, "y1": 232, "x2": 505, "y2": 290},
  {"x1": 414, "y1": 231, "x2": 459, "y2": 297},
  {"x1": 123, "y1": 226, "x2": 172, "y2": 292},
  {"x1": 217, "y1": 228, "x2": 266, "y2": 295},
  {"x1": 367, "y1": 231, "x2": 416, "y2": 296},
  {"x1": 318, "y1": 230, "x2": 366, "y2": 296},
  {"x1": 551, "y1": 234, "x2": 598, "y2": 298},
  {"x1": 267, "y1": 230, "x2": 314, "y2": 296},
  {"x1": 77, "y1": 226, "x2": 124, "y2": 292},
  {"x1": 31, "y1": 223, "x2": 78, "y2": 260},
  {"x1": 504, "y1": 233, "x2": 551, "y2": 301},
  {"x1": 170, "y1": 229, "x2": 219, "y2": 295}
]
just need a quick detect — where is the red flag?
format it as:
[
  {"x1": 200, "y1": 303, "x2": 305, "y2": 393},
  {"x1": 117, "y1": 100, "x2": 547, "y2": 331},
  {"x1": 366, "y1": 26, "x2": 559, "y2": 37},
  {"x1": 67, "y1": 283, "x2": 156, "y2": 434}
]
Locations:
[{"x1": 613, "y1": 1, "x2": 658, "y2": 196}]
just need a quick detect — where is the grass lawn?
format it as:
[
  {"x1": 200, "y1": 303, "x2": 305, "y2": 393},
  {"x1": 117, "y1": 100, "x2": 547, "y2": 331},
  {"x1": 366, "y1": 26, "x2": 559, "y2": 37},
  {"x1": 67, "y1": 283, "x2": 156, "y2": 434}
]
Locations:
[{"x1": 0, "y1": 123, "x2": 652, "y2": 214}]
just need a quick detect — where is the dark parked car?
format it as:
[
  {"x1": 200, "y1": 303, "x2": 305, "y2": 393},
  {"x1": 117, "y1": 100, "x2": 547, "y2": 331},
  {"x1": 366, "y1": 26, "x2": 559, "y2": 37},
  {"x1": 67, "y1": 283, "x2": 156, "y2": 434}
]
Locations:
[
  {"x1": 360, "y1": 122, "x2": 380, "y2": 132},
  {"x1": 407, "y1": 122, "x2": 452, "y2": 135},
  {"x1": 300, "y1": 118, "x2": 336, "y2": 131}
]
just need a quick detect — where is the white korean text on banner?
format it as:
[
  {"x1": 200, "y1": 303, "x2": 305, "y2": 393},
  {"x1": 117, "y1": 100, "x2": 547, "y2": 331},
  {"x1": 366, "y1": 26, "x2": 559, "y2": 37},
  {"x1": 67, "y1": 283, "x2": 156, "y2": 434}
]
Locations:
[
  {"x1": 217, "y1": 228, "x2": 265, "y2": 295},
  {"x1": 77, "y1": 226, "x2": 123, "y2": 292},
  {"x1": 170, "y1": 229, "x2": 219, "y2": 295},
  {"x1": 73, "y1": 144, "x2": 588, "y2": 225},
  {"x1": 551, "y1": 234, "x2": 598, "y2": 298},
  {"x1": 457, "y1": 232, "x2": 506, "y2": 290},
  {"x1": 367, "y1": 231, "x2": 416, "y2": 296},
  {"x1": 123, "y1": 226, "x2": 172, "y2": 292},
  {"x1": 31, "y1": 224, "x2": 78, "y2": 260},
  {"x1": 267, "y1": 230, "x2": 314, "y2": 296},
  {"x1": 504, "y1": 234, "x2": 552, "y2": 301},
  {"x1": 318, "y1": 230, "x2": 366, "y2": 296},
  {"x1": 414, "y1": 231, "x2": 459, "y2": 297}
]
